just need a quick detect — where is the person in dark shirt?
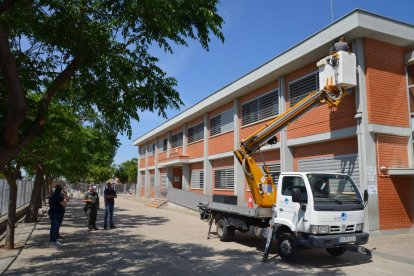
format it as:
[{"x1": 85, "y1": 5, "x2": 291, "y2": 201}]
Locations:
[
  {"x1": 329, "y1": 36, "x2": 350, "y2": 54},
  {"x1": 103, "y1": 182, "x2": 117, "y2": 229},
  {"x1": 83, "y1": 185, "x2": 100, "y2": 231},
  {"x1": 49, "y1": 184, "x2": 67, "y2": 246}
]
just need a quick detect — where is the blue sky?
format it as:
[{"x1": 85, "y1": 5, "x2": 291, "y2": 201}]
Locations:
[{"x1": 114, "y1": 0, "x2": 414, "y2": 165}]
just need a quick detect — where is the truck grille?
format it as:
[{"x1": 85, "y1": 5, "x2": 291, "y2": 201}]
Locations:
[{"x1": 329, "y1": 224, "x2": 355, "y2": 233}]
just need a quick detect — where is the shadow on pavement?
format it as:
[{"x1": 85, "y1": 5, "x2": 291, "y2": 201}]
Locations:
[{"x1": 5, "y1": 199, "x2": 373, "y2": 276}]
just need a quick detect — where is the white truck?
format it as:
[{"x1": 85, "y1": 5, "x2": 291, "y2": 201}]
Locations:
[{"x1": 198, "y1": 51, "x2": 369, "y2": 261}]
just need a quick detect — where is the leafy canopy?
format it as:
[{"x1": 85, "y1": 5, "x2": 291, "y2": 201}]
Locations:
[{"x1": 0, "y1": 0, "x2": 224, "y2": 167}]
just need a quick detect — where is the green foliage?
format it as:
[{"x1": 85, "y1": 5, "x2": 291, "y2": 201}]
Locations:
[
  {"x1": 20, "y1": 99, "x2": 119, "y2": 183},
  {"x1": 0, "y1": 0, "x2": 224, "y2": 138},
  {"x1": 115, "y1": 158, "x2": 138, "y2": 184}
]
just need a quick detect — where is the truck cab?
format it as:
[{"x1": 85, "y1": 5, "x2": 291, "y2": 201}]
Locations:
[{"x1": 273, "y1": 172, "x2": 369, "y2": 260}]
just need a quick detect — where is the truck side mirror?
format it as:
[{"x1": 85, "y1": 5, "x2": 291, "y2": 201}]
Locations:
[
  {"x1": 292, "y1": 187, "x2": 307, "y2": 204},
  {"x1": 292, "y1": 188, "x2": 301, "y2": 203},
  {"x1": 363, "y1": 189, "x2": 368, "y2": 203}
]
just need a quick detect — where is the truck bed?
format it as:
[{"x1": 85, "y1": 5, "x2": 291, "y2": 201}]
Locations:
[{"x1": 200, "y1": 201, "x2": 273, "y2": 218}]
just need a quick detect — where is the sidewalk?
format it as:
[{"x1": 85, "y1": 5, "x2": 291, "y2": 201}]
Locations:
[{"x1": 1, "y1": 196, "x2": 413, "y2": 275}]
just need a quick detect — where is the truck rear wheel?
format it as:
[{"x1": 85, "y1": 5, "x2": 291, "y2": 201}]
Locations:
[
  {"x1": 326, "y1": 247, "x2": 346, "y2": 256},
  {"x1": 216, "y1": 218, "x2": 235, "y2": 242},
  {"x1": 277, "y1": 233, "x2": 299, "y2": 261}
]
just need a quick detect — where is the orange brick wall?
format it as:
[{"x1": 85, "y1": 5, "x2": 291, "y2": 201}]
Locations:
[
  {"x1": 376, "y1": 134, "x2": 411, "y2": 229},
  {"x1": 377, "y1": 176, "x2": 412, "y2": 230},
  {"x1": 169, "y1": 146, "x2": 183, "y2": 156},
  {"x1": 147, "y1": 155, "x2": 155, "y2": 167},
  {"x1": 187, "y1": 141, "x2": 204, "y2": 158},
  {"x1": 158, "y1": 151, "x2": 167, "y2": 161},
  {"x1": 191, "y1": 162, "x2": 204, "y2": 170},
  {"x1": 377, "y1": 135, "x2": 409, "y2": 169},
  {"x1": 208, "y1": 131, "x2": 234, "y2": 155},
  {"x1": 285, "y1": 61, "x2": 356, "y2": 139},
  {"x1": 293, "y1": 137, "x2": 358, "y2": 170},
  {"x1": 364, "y1": 38, "x2": 409, "y2": 128},
  {"x1": 139, "y1": 158, "x2": 145, "y2": 168},
  {"x1": 287, "y1": 97, "x2": 356, "y2": 139},
  {"x1": 251, "y1": 150, "x2": 280, "y2": 163}
]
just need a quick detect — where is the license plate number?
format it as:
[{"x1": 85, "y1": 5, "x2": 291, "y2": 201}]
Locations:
[{"x1": 339, "y1": 236, "x2": 356, "y2": 243}]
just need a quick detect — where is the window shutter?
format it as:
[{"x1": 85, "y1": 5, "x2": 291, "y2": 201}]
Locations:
[
  {"x1": 214, "y1": 168, "x2": 234, "y2": 189},
  {"x1": 242, "y1": 100, "x2": 258, "y2": 126},
  {"x1": 242, "y1": 90, "x2": 278, "y2": 126},
  {"x1": 210, "y1": 108, "x2": 234, "y2": 136},
  {"x1": 191, "y1": 170, "x2": 204, "y2": 189},
  {"x1": 289, "y1": 72, "x2": 319, "y2": 106}
]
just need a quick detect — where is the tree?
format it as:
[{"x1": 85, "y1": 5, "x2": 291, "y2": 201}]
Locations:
[
  {"x1": 0, "y1": 0, "x2": 224, "y2": 249},
  {"x1": 115, "y1": 158, "x2": 138, "y2": 184},
  {"x1": 22, "y1": 101, "x2": 119, "y2": 222}
]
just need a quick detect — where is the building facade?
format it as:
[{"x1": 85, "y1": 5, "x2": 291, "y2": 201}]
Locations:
[{"x1": 134, "y1": 10, "x2": 414, "y2": 232}]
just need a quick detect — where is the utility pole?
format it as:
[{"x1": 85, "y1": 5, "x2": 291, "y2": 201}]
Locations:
[{"x1": 330, "y1": 0, "x2": 334, "y2": 22}]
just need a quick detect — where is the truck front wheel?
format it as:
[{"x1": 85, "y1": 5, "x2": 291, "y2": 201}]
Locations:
[
  {"x1": 277, "y1": 233, "x2": 299, "y2": 261},
  {"x1": 326, "y1": 247, "x2": 346, "y2": 256},
  {"x1": 216, "y1": 218, "x2": 235, "y2": 242}
]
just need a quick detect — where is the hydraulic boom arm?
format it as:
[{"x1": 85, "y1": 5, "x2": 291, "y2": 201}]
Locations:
[{"x1": 234, "y1": 51, "x2": 357, "y2": 207}]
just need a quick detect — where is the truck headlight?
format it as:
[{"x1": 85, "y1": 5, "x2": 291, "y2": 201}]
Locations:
[
  {"x1": 355, "y1": 223, "x2": 364, "y2": 232},
  {"x1": 319, "y1": 225, "x2": 329, "y2": 234},
  {"x1": 310, "y1": 225, "x2": 329, "y2": 234}
]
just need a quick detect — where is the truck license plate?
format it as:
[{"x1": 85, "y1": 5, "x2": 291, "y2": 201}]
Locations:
[{"x1": 339, "y1": 236, "x2": 356, "y2": 243}]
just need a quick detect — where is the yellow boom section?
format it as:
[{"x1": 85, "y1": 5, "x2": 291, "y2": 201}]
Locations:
[
  {"x1": 233, "y1": 51, "x2": 356, "y2": 208},
  {"x1": 234, "y1": 88, "x2": 347, "y2": 208}
]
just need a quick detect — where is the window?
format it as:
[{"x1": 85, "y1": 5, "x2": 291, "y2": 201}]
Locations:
[
  {"x1": 242, "y1": 90, "x2": 278, "y2": 126},
  {"x1": 188, "y1": 122, "x2": 204, "y2": 143},
  {"x1": 158, "y1": 138, "x2": 168, "y2": 152},
  {"x1": 210, "y1": 108, "x2": 234, "y2": 136},
  {"x1": 214, "y1": 168, "x2": 234, "y2": 189},
  {"x1": 171, "y1": 132, "x2": 183, "y2": 148},
  {"x1": 289, "y1": 72, "x2": 319, "y2": 107},
  {"x1": 150, "y1": 174, "x2": 155, "y2": 187},
  {"x1": 191, "y1": 170, "x2": 204, "y2": 189},
  {"x1": 281, "y1": 176, "x2": 306, "y2": 196},
  {"x1": 148, "y1": 143, "x2": 155, "y2": 156},
  {"x1": 139, "y1": 146, "x2": 146, "y2": 156}
]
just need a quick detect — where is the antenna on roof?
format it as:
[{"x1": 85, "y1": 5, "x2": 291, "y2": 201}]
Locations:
[{"x1": 330, "y1": 0, "x2": 334, "y2": 22}]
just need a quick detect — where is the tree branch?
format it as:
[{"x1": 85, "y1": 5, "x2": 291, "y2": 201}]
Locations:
[{"x1": 0, "y1": 21, "x2": 27, "y2": 147}]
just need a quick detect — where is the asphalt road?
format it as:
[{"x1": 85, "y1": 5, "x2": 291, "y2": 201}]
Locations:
[{"x1": 2, "y1": 196, "x2": 413, "y2": 275}]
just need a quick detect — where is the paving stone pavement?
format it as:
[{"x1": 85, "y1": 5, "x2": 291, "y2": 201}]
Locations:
[{"x1": 1, "y1": 196, "x2": 413, "y2": 275}]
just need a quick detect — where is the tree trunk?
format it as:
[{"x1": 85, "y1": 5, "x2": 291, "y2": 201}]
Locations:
[
  {"x1": 4, "y1": 175, "x2": 17, "y2": 249},
  {"x1": 41, "y1": 179, "x2": 47, "y2": 206},
  {"x1": 25, "y1": 166, "x2": 44, "y2": 222}
]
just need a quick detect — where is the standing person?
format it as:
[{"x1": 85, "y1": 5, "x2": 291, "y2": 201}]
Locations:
[
  {"x1": 329, "y1": 36, "x2": 350, "y2": 54},
  {"x1": 58, "y1": 186, "x2": 70, "y2": 240},
  {"x1": 103, "y1": 182, "x2": 117, "y2": 229},
  {"x1": 82, "y1": 185, "x2": 100, "y2": 231},
  {"x1": 49, "y1": 184, "x2": 67, "y2": 246}
]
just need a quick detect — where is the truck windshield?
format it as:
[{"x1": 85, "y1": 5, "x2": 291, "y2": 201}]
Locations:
[{"x1": 307, "y1": 173, "x2": 362, "y2": 204}]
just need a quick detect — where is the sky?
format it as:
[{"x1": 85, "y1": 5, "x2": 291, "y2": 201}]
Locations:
[{"x1": 113, "y1": 0, "x2": 414, "y2": 165}]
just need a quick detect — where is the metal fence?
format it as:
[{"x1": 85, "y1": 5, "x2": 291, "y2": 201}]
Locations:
[
  {"x1": 66, "y1": 182, "x2": 136, "y2": 197},
  {"x1": 0, "y1": 179, "x2": 34, "y2": 217}
]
